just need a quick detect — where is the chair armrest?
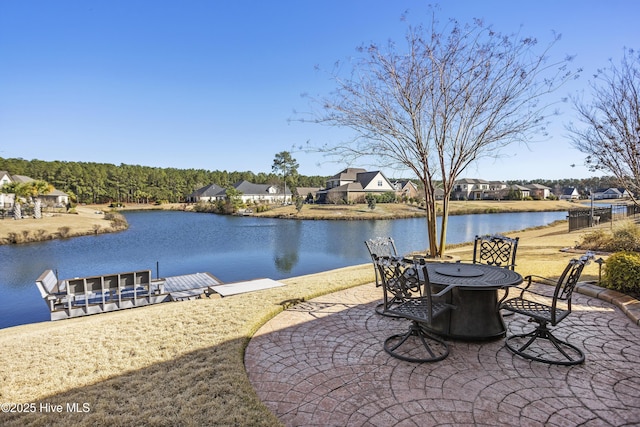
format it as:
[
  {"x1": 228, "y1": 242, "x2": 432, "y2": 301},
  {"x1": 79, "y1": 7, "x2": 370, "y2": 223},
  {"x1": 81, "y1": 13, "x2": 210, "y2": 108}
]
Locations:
[
  {"x1": 517, "y1": 275, "x2": 557, "y2": 297},
  {"x1": 432, "y1": 284, "x2": 456, "y2": 298}
]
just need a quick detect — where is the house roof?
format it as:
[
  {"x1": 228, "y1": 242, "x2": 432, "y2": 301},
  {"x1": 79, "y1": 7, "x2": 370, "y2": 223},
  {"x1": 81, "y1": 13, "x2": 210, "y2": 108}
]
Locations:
[
  {"x1": 295, "y1": 187, "x2": 323, "y2": 196},
  {"x1": 11, "y1": 175, "x2": 34, "y2": 183},
  {"x1": 562, "y1": 187, "x2": 578, "y2": 195},
  {"x1": 598, "y1": 188, "x2": 623, "y2": 195},
  {"x1": 355, "y1": 171, "x2": 386, "y2": 188},
  {"x1": 457, "y1": 178, "x2": 490, "y2": 184},
  {"x1": 44, "y1": 189, "x2": 69, "y2": 197},
  {"x1": 327, "y1": 182, "x2": 364, "y2": 192},
  {"x1": 329, "y1": 168, "x2": 367, "y2": 181},
  {"x1": 233, "y1": 180, "x2": 291, "y2": 196},
  {"x1": 190, "y1": 184, "x2": 225, "y2": 198},
  {"x1": 526, "y1": 183, "x2": 551, "y2": 190}
]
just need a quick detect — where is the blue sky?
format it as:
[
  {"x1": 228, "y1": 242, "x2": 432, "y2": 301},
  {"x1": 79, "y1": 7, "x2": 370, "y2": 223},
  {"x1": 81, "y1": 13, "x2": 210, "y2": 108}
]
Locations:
[{"x1": 1, "y1": 1, "x2": 638, "y2": 181}]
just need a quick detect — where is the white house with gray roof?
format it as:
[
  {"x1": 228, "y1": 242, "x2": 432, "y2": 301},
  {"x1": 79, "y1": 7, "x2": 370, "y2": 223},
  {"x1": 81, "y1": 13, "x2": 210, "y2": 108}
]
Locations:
[
  {"x1": 187, "y1": 184, "x2": 225, "y2": 203},
  {"x1": 189, "y1": 180, "x2": 291, "y2": 204},
  {"x1": 0, "y1": 171, "x2": 69, "y2": 208}
]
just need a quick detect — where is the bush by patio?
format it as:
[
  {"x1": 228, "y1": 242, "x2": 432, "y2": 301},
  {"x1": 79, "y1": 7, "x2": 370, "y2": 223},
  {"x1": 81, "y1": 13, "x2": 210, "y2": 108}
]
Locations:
[{"x1": 602, "y1": 251, "x2": 640, "y2": 296}]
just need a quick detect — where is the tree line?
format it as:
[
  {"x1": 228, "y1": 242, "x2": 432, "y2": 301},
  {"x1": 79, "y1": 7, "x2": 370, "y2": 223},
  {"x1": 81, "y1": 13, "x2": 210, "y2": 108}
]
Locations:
[{"x1": 0, "y1": 157, "x2": 327, "y2": 204}]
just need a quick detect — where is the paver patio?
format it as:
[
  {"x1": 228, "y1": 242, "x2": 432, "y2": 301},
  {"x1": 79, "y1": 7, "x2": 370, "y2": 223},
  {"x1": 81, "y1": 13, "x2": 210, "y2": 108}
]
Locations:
[{"x1": 245, "y1": 283, "x2": 640, "y2": 426}]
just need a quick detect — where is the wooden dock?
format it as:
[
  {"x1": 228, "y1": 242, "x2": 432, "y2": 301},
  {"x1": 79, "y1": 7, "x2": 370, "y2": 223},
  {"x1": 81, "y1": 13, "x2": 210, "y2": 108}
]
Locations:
[{"x1": 35, "y1": 269, "x2": 285, "y2": 321}]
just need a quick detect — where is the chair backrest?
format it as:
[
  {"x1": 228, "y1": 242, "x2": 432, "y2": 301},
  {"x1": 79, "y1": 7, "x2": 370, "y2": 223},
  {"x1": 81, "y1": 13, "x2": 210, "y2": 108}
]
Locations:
[
  {"x1": 548, "y1": 255, "x2": 592, "y2": 323},
  {"x1": 35, "y1": 269, "x2": 60, "y2": 298},
  {"x1": 365, "y1": 237, "x2": 399, "y2": 287},
  {"x1": 554, "y1": 255, "x2": 591, "y2": 302},
  {"x1": 373, "y1": 255, "x2": 423, "y2": 305},
  {"x1": 473, "y1": 234, "x2": 519, "y2": 270},
  {"x1": 365, "y1": 237, "x2": 398, "y2": 259}
]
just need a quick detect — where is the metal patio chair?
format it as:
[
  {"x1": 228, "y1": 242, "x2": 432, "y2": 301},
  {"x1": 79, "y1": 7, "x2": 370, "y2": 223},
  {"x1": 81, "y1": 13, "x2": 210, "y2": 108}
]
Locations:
[
  {"x1": 365, "y1": 237, "x2": 404, "y2": 315},
  {"x1": 375, "y1": 256, "x2": 455, "y2": 363},
  {"x1": 500, "y1": 253, "x2": 593, "y2": 365},
  {"x1": 472, "y1": 234, "x2": 519, "y2": 270}
]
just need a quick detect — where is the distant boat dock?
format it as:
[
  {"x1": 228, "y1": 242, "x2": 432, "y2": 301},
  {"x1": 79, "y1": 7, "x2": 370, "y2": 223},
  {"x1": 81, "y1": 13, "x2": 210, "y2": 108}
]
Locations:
[{"x1": 35, "y1": 269, "x2": 286, "y2": 321}]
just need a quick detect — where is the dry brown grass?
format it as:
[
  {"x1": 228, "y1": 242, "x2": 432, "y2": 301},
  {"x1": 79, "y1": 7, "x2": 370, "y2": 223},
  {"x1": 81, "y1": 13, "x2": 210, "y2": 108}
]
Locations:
[
  {"x1": 0, "y1": 217, "x2": 605, "y2": 426},
  {"x1": 255, "y1": 199, "x2": 580, "y2": 219},
  {"x1": 0, "y1": 206, "x2": 126, "y2": 244}
]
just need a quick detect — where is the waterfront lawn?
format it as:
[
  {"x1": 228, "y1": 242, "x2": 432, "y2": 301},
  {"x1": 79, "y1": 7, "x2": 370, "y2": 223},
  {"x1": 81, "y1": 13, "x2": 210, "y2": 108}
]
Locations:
[{"x1": 254, "y1": 199, "x2": 580, "y2": 219}]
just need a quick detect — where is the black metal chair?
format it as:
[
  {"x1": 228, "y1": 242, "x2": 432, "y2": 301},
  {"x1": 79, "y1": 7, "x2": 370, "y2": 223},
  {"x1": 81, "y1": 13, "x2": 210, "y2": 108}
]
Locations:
[
  {"x1": 473, "y1": 234, "x2": 519, "y2": 270},
  {"x1": 365, "y1": 237, "x2": 404, "y2": 315},
  {"x1": 375, "y1": 256, "x2": 455, "y2": 363},
  {"x1": 500, "y1": 254, "x2": 593, "y2": 365}
]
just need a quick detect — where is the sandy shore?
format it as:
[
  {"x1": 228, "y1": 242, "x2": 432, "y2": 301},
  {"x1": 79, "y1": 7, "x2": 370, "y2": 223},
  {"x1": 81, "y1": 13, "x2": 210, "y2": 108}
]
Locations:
[{"x1": 0, "y1": 206, "x2": 122, "y2": 244}]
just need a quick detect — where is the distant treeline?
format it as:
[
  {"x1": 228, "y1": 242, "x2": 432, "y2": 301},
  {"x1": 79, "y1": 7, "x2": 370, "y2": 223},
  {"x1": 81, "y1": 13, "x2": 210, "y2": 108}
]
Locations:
[
  {"x1": 0, "y1": 157, "x2": 328, "y2": 204},
  {"x1": 0, "y1": 157, "x2": 621, "y2": 204}
]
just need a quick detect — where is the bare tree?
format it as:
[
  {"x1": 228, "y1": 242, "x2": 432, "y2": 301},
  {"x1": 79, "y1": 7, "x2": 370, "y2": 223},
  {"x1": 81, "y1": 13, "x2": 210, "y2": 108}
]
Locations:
[
  {"x1": 568, "y1": 48, "x2": 640, "y2": 203},
  {"x1": 304, "y1": 12, "x2": 577, "y2": 257}
]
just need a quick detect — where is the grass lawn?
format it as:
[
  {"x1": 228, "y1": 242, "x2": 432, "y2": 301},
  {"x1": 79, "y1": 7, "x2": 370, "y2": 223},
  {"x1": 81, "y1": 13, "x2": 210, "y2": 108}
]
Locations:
[
  {"x1": 254, "y1": 199, "x2": 581, "y2": 219},
  {"x1": 0, "y1": 219, "x2": 608, "y2": 426}
]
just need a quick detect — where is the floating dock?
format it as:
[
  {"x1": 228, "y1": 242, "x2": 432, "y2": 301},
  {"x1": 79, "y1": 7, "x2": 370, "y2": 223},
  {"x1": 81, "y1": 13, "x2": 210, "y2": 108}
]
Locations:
[{"x1": 35, "y1": 269, "x2": 286, "y2": 321}]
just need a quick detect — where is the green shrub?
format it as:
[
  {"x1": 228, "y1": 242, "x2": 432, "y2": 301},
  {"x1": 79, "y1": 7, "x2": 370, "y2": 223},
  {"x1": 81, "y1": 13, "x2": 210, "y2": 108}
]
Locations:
[{"x1": 602, "y1": 251, "x2": 640, "y2": 295}]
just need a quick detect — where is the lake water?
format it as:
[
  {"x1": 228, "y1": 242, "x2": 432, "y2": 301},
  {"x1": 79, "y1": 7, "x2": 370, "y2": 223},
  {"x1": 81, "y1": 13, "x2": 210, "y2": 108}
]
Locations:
[{"x1": 0, "y1": 209, "x2": 567, "y2": 329}]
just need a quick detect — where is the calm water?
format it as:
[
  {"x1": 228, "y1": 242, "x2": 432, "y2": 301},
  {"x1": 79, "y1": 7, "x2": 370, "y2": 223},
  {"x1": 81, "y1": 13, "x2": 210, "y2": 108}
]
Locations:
[{"x1": 0, "y1": 210, "x2": 567, "y2": 329}]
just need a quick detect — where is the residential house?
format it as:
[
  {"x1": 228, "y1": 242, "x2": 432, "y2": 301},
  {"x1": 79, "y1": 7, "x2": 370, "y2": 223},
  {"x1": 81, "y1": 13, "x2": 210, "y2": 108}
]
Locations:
[
  {"x1": 232, "y1": 180, "x2": 291, "y2": 204},
  {"x1": 453, "y1": 178, "x2": 491, "y2": 200},
  {"x1": 317, "y1": 168, "x2": 396, "y2": 203},
  {"x1": 0, "y1": 172, "x2": 69, "y2": 208},
  {"x1": 0, "y1": 171, "x2": 11, "y2": 187},
  {"x1": 187, "y1": 184, "x2": 225, "y2": 203},
  {"x1": 506, "y1": 184, "x2": 531, "y2": 200},
  {"x1": 593, "y1": 188, "x2": 633, "y2": 200},
  {"x1": 559, "y1": 187, "x2": 580, "y2": 200},
  {"x1": 0, "y1": 171, "x2": 14, "y2": 208},
  {"x1": 189, "y1": 181, "x2": 291, "y2": 204},
  {"x1": 40, "y1": 189, "x2": 70, "y2": 207},
  {"x1": 393, "y1": 180, "x2": 420, "y2": 201},
  {"x1": 295, "y1": 187, "x2": 323, "y2": 202},
  {"x1": 525, "y1": 183, "x2": 551, "y2": 200}
]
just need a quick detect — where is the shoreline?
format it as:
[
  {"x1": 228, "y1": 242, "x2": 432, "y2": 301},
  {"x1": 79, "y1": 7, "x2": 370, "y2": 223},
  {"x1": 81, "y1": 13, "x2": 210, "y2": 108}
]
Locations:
[{"x1": 0, "y1": 199, "x2": 581, "y2": 245}]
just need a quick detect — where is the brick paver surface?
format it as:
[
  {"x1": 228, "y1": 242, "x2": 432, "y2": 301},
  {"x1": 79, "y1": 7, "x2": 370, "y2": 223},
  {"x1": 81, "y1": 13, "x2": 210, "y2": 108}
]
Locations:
[{"x1": 245, "y1": 283, "x2": 640, "y2": 426}]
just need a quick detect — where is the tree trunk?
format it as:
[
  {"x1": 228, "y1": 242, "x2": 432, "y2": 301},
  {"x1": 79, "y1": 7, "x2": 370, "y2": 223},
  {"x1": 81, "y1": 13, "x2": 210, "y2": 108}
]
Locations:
[{"x1": 438, "y1": 196, "x2": 450, "y2": 257}]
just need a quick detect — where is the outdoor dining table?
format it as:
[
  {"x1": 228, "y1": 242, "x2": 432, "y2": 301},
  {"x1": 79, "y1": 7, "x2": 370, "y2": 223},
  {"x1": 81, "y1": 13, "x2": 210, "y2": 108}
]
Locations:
[{"x1": 420, "y1": 262, "x2": 523, "y2": 341}]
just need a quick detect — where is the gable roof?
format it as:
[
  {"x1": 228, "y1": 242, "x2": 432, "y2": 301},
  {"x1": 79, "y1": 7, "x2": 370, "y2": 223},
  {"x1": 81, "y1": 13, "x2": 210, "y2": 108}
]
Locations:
[
  {"x1": 329, "y1": 168, "x2": 367, "y2": 181},
  {"x1": 355, "y1": 171, "x2": 384, "y2": 188},
  {"x1": 190, "y1": 184, "x2": 225, "y2": 198},
  {"x1": 526, "y1": 183, "x2": 551, "y2": 190},
  {"x1": 11, "y1": 175, "x2": 34, "y2": 183},
  {"x1": 233, "y1": 180, "x2": 291, "y2": 196}
]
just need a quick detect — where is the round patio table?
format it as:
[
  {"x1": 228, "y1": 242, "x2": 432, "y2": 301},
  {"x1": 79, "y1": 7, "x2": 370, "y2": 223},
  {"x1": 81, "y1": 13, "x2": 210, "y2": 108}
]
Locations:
[{"x1": 423, "y1": 262, "x2": 523, "y2": 340}]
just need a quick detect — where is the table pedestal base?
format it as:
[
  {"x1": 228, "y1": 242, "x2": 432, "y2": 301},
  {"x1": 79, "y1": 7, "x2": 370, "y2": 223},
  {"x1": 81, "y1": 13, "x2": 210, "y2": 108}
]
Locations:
[{"x1": 427, "y1": 288, "x2": 506, "y2": 341}]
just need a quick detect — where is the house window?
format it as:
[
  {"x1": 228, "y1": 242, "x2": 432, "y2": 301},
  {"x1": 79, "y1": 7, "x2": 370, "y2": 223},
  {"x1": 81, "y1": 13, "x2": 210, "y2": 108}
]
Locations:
[{"x1": 378, "y1": 180, "x2": 383, "y2": 187}]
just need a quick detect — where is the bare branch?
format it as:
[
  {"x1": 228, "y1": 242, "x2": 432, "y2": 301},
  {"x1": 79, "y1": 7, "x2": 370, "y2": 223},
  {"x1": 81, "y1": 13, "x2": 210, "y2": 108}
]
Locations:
[{"x1": 299, "y1": 9, "x2": 577, "y2": 256}]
